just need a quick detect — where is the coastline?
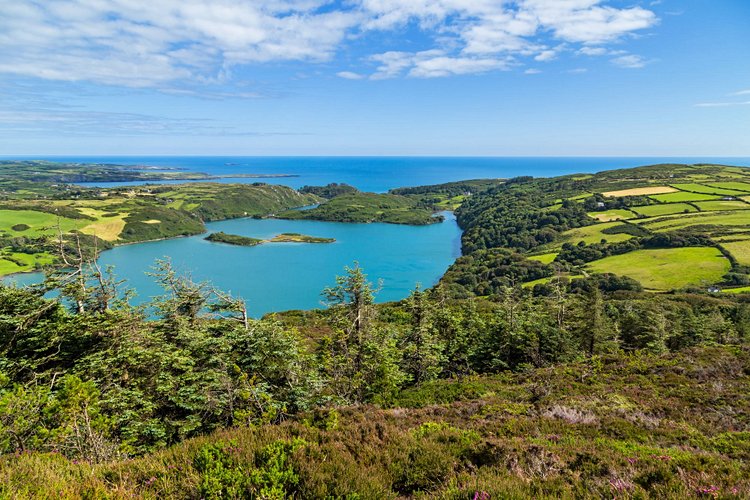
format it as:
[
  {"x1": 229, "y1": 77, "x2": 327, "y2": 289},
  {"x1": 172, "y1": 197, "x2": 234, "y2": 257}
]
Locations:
[{"x1": 1, "y1": 205, "x2": 452, "y2": 280}]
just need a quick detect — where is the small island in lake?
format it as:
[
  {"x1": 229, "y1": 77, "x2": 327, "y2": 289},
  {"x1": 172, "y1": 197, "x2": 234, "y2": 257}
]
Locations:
[
  {"x1": 269, "y1": 232, "x2": 335, "y2": 243},
  {"x1": 204, "y1": 232, "x2": 262, "y2": 246},
  {"x1": 205, "y1": 231, "x2": 335, "y2": 246}
]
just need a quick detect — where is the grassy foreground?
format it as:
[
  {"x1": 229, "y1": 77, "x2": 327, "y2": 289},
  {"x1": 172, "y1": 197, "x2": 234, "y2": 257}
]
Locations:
[{"x1": 1, "y1": 345, "x2": 748, "y2": 499}]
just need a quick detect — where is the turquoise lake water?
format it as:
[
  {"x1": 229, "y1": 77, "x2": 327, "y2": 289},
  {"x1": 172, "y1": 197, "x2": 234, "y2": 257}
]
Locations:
[{"x1": 6, "y1": 213, "x2": 462, "y2": 317}]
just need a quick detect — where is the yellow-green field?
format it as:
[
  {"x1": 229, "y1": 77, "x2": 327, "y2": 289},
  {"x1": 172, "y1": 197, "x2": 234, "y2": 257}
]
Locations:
[
  {"x1": 587, "y1": 209, "x2": 635, "y2": 221},
  {"x1": 640, "y1": 211, "x2": 750, "y2": 232},
  {"x1": 0, "y1": 209, "x2": 87, "y2": 236},
  {"x1": 721, "y1": 239, "x2": 750, "y2": 266},
  {"x1": 527, "y1": 252, "x2": 558, "y2": 264},
  {"x1": 602, "y1": 186, "x2": 676, "y2": 197},
  {"x1": 706, "y1": 181, "x2": 750, "y2": 192},
  {"x1": 0, "y1": 251, "x2": 55, "y2": 275},
  {"x1": 586, "y1": 247, "x2": 730, "y2": 291},
  {"x1": 723, "y1": 286, "x2": 750, "y2": 294},
  {"x1": 693, "y1": 200, "x2": 750, "y2": 212},
  {"x1": 670, "y1": 183, "x2": 748, "y2": 196},
  {"x1": 650, "y1": 192, "x2": 720, "y2": 203},
  {"x1": 522, "y1": 274, "x2": 584, "y2": 288},
  {"x1": 556, "y1": 222, "x2": 635, "y2": 248},
  {"x1": 630, "y1": 203, "x2": 697, "y2": 217}
]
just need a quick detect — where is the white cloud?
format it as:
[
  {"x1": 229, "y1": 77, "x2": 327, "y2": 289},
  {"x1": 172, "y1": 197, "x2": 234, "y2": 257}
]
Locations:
[
  {"x1": 733, "y1": 89, "x2": 750, "y2": 96},
  {"x1": 337, "y1": 71, "x2": 365, "y2": 80},
  {"x1": 524, "y1": 68, "x2": 542, "y2": 74},
  {"x1": 611, "y1": 54, "x2": 648, "y2": 69},
  {"x1": 0, "y1": 0, "x2": 361, "y2": 87},
  {"x1": 370, "y1": 50, "x2": 511, "y2": 79},
  {"x1": 578, "y1": 46, "x2": 608, "y2": 56},
  {"x1": 409, "y1": 55, "x2": 510, "y2": 78},
  {"x1": 535, "y1": 50, "x2": 558, "y2": 62},
  {"x1": 524, "y1": 0, "x2": 657, "y2": 44},
  {"x1": 0, "y1": 0, "x2": 659, "y2": 86}
]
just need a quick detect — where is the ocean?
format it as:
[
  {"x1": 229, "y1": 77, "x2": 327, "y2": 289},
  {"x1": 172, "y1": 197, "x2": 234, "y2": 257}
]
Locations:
[{"x1": 5, "y1": 156, "x2": 750, "y2": 192}]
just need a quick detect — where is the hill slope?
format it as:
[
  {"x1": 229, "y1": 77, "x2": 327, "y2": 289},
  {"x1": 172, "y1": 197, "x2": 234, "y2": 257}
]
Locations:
[{"x1": 2, "y1": 346, "x2": 748, "y2": 498}]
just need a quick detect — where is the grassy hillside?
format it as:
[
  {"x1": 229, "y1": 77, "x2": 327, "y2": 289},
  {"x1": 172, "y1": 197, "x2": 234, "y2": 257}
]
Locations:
[
  {"x1": 2, "y1": 345, "x2": 748, "y2": 498},
  {"x1": 0, "y1": 182, "x2": 319, "y2": 276},
  {"x1": 447, "y1": 164, "x2": 750, "y2": 297}
]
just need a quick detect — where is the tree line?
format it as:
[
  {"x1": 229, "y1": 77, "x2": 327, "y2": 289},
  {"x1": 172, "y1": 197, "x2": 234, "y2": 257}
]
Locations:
[{"x1": 1, "y1": 257, "x2": 748, "y2": 462}]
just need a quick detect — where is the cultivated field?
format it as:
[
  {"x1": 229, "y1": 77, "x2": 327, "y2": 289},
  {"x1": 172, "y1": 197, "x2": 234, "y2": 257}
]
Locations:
[
  {"x1": 586, "y1": 247, "x2": 730, "y2": 290},
  {"x1": 670, "y1": 183, "x2": 748, "y2": 196},
  {"x1": 721, "y1": 239, "x2": 750, "y2": 266},
  {"x1": 557, "y1": 221, "x2": 635, "y2": 248},
  {"x1": 602, "y1": 186, "x2": 676, "y2": 197},
  {"x1": 706, "y1": 181, "x2": 750, "y2": 192},
  {"x1": 640, "y1": 212, "x2": 750, "y2": 232},
  {"x1": 650, "y1": 191, "x2": 720, "y2": 203},
  {"x1": 630, "y1": 203, "x2": 696, "y2": 217},
  {"x1": 587, "y1": 209, "x2": 635, "y2": 221},
  {"x1": 693, "y1": 200, "x2": 750, "y2": 212}
]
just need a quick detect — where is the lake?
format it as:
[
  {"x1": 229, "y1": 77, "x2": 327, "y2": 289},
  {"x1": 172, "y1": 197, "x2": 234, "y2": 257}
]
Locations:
[{"x1": 6, "y1": 212, "x2": 462, "y2": 317}]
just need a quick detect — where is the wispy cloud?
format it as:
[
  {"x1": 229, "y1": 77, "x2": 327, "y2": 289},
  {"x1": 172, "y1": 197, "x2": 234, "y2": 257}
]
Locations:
[
  {"x1": 611, "y1": 54, "x2": 649, "y2": 69},
  {"x1": 0, "y1": 0, "x2": 659, "y2": 87},
  {"x1": 0, "y1": 95, "x2": 306, "y2": 137},
  {"x1": 336, "y1": 71, "x2": 365, "y2": 80},
  {"x1": 694, "y1": 101, "x2": 750, "y2": 108},
  {"x1": 694, "y1": 88, "x2": 750, "y2": 108}
]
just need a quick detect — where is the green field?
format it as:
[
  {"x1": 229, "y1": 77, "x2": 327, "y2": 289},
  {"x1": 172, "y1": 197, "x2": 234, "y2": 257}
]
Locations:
[
  {"x1": 630, "y1": 203, "x2": 696, "y2": 217},
  {"x1": 0, "y1": 209, "x2": 86, "y2": 237},
  {"x1": 521, "y1": 274, "x2": 583, "y2": 288},
  {"x1": 670, "y1": 183, "x2": 748, "y2": 196},
  {"x1": 0, "y1": 251, "x2": 55, "y2": 275},
  {"x1": 586, "y1": 247, "x2": 730, "y2": 290},
  {"x1": 722, "y1": 239, "x2": 750, "y2": 266},
  {"x1": 705, "y1": 181, "x2": 750, "y2": 192},
  {"x1": 638, "y1": 211, "x2": 750, "y2": 232},
  {"x1": 693, "y1": 200, "x2": 750, "y2": 212},
  {"x1": 723, "y1": 286, "x2": 750, "y2": 294},
  {"x1": 649, "y1": 191, "x2": 721, "y2": 203},
  {"x1": 527, "y1": 252, "x2": 558, "y2": 264},
  {"x1": 586, "y1": 209, "x2": 635, "y2": 221},
  {"x1": 556, "y1": 221, "x2": 635, "y2": 248}
]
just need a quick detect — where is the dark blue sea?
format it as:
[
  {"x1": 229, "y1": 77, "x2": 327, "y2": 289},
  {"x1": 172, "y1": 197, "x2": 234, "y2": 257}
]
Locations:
[{"x1": 5, "y1": 156, "x2": 750, "y2": 192}]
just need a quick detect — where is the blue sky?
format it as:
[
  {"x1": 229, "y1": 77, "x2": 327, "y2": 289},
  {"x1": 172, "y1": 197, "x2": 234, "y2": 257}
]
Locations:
[{"x1": 0, "y1": 0, "x2": 748, "y2": 156}]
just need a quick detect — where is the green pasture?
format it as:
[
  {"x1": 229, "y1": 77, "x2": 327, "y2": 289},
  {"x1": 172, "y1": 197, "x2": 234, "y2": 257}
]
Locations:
[
  {"x1": 721, "y1": 239, "x2": 750, "y2": 266},
  {"x1": 0, "y1": 251, "x2": 54, "y2": 275},
  {"x1": 693, "y1": 200, "x2": 750, "y2": 212},
  {"x1": 586, "y1": 247, "x2": 730, "y2": 291},
  {"x1": 587, "y1": 209, "x2": 635, "y2": 222},
  {"x1": 670, "y1": 183, "x2": 747, "y2": 196},
  {"x1": 706, "y1": 181, "x2": 750, "y2": 192},
  {"x1": 630, "y1": 203, "x2": 696, "y2": 217},
  {"x1": 557, "y1": 221, "x2": 635, "y2": 248},
  {"x1": 649, "y1": 191, "x2": 720, "y2": 203},
  {"x1": 527, "y1": 252, "x2": 558, "y2": 264},
  {"x1": 639, "y1": 211, "x2": 750, "y2": 232},
  {"x1": 0, "y1": 209, "x2": 86, "y2": 236}
]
